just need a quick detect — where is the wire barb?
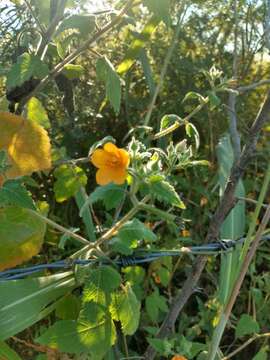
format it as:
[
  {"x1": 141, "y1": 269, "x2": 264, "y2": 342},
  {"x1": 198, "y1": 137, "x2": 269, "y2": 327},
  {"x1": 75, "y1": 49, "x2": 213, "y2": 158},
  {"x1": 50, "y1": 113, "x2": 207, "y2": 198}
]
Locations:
[{"x1": 0, "y1": 235, "x2": 269, "y2": 281}]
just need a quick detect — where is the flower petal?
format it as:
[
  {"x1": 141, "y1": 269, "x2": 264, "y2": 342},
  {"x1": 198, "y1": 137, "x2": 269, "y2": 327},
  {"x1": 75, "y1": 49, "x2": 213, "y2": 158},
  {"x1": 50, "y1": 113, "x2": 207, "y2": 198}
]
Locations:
[
  {"x1": 103, "y1": 142, "x2": 119, "y2": 155},
  {"x1": 96, "y1": 166, "x2": 127, "y2": 186},
  {"x1": 91, "y1": 149, "x2": 111, "y2": 168},
  {"x1": 118, "y1": 149, "x2": 130, "y2": 167}
]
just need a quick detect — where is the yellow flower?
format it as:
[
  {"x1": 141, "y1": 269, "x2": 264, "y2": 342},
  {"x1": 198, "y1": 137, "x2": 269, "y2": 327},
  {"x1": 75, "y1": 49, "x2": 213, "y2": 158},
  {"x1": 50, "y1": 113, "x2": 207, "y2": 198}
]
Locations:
[{"x1": 91, "y1": 142, "x2": 130, "y2": 186}]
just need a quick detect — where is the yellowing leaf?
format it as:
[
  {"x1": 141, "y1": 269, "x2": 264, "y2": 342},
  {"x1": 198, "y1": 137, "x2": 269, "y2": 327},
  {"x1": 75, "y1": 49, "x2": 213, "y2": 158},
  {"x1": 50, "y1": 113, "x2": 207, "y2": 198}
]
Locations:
[
  {"x1": 0, "y1": 206, "x2": 46, "y2": 271},
  {"x1": 26, "y1": 97, "x2": 50, "y2": 129},
  {"x1": 0, "y1": 112, "x2": 51, "y2": 181}
]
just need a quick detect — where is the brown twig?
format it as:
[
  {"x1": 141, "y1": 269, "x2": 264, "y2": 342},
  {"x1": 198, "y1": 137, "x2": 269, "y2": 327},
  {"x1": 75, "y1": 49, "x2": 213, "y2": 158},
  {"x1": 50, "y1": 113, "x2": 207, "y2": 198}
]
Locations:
[
  {"x1": 11, "y1": 336, "x2": 57, "y2": 355},
  {"x1": 143, "y1": 91, "x2": 270, "y2": 359}
]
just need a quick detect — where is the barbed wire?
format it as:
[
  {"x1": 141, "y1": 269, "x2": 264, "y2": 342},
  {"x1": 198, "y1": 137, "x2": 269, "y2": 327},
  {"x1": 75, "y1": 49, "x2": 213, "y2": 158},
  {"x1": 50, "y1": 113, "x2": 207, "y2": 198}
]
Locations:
[{"x1": 0, "y1": 235, "x2": 269, "y2": 281}]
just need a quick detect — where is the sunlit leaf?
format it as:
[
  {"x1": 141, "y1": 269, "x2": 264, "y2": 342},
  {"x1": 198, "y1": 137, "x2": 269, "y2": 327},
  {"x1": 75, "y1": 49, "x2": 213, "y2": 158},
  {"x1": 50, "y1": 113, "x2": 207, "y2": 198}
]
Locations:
[
  {"x1": 0, "y1": 206, "x2": 46, "y2": 271},
  {"x1": 110, "y1": 284, "x2": 140, "y2": 335},
  {"x1": 37, "y1": 302, "x2": 116, "y2": 357},
  {"x1": 160, "y1": 114, "x2": 183, "y2": 131},
  {"x1": 148, "y1": 176, "x2": 186, "y2": 209},
  {"x1": 117, "y1": 17, "x2": 159, "y2": 75},
  {"x1": 26, "y1": 97, "x2": 50, "y2": 129},
  {"x1": 143, "y1": 0, "x2": 171, "y2": 26},
  {"x1": 53, "y1": 165, "x2": 87, "y2": 203},
  {"x1": 6, "y1": 53, "x2": 49, "y2": 90},
  {"x1": 96, "y1": 57, "x2": 121, "y2": 113},
  {"x1": 62, "y1": 64, "x2": 84, "y2": 79},
  {"x1": 0, "y1": 112, "x2": 51, "y2": 181},
  {"x1": 56, "y1": 14, "x2": 95, "y2": 38},
  {"x1": 185, "y1": 123, "x2": 200, "y2": 149},
  {"x1": 82, "y1": 266, "x2": 121, "y2": 305}
]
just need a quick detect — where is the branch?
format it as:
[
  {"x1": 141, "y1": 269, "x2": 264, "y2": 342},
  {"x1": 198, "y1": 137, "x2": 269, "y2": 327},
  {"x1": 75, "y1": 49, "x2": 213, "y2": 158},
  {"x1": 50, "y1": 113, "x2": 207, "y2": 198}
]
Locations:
[
  {"x1": 143, "y1": 90, "x2": 270, "y2": 360},
  {"x1": 36, "y1": 0, "x2": 67, "y2": 59},
  {"x1": 23, "y1": 0, "x2": 46, "y2": 36},
  {"x1": 236, "y1": 79, "x2": 270, "y2": 92},
  {"x1": 221, "y1": 332, "x2": 270, "y2": 360},
  {"x1": 17, "y1": 0, "x2": 135, "y2": 111}
]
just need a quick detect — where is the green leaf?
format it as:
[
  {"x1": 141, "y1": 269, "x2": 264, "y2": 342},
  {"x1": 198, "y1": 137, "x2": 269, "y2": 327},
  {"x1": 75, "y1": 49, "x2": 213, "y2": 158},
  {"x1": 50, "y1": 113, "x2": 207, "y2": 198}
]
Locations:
[
  {"x1": 55, "y1": 294, "x2": 81, "y2": 320},
  {"x1": 75, "y1": 187, "x2": 96, "y2": 242},
  {"x1": 0, "y1": 272, "x2": 75, "y2": 340},
  {"x1": 62, "y1": 64, "x2": 84, "y2": 80},
  {"x1": 56, "y1": 14, "x2": 95, "y2": 38},
  {"x1": 149, "y1": 177, "x2": 186, "y2": 209},
  {"x1": 145, "y1": 289, "x2": 168, "y2": 322},
  {"x1": 110, "y1": 284, "x2": 140, "y2": 335},
  {"x1": 26, "y1": 97, "x2": 50, "y2": 129},
  {"x1": 146, "y1": 338, "x2": 173, "y2": 356},
  {"x1": 0, "y1": 179, "x2": 35, "y2": 209},
  {"x1": 122, "y1": 266, "x2": 146, "y2": 299},
  {"x1": 0, "y1": 206, "x2": 46, "y2": 271},
  {"x1": 81, "y1": 183, "x2": 125, "y2": 214},
  {"x1": 119, "y1": 218, "x2": 156, "y2": 242},
  {"x1": 6, "y1": 53, "x2": 49, "y2": 90},
  {"x1": 122, "y1": 266, "x2": 146, "y2": 285},
  {"x1": 37, "y1": 302, "x2": 116, "y2": 357},
  {"x1": 139, "y1": 49, "x2": 156, "y2": 96},
  {"x1": 117, "y1": 17, "x2": 159, "y2": 75},
  {"x1": 96, "y1": 57, "x2": 121, "y2": 113},
  {"x1": 82, "y1": 266, "x2": 121, "y2": 305},
  {"x1": 206, "y1": 90, "x2": 221, "y2": 110},
  {"x1": 143, "y1": 0, "x2": 171, "y2": 26},
  {"x1": 53, "y1": 165, "x2": 87, "y2": 203},
  {"x1": 157, "y1": 266, "x2": 171, "y2": 287},
  {"x1": 185, "y1": 123, "x2": 200, "y2": 149},
  {"x1": 160, "y1": 114, "x2": 183, "y2": 131},
  {"x1": 252, "y1": 347, "x2": 268, "y2": 360},
  {"x1": 217, "y1": 134, "x2": 246, "y2": 239},
  {"x1": 235, "y1": 314, "x2": 260, "y2": 338},
  {"x1": 0, "y1": 341, "x2": 22, "y2": 360},
  {"x1": 182, "y1": 91, "x2": 205, "y2": 103},
  {"x1": 217, "y1": 134, "x2": 245, "y2": 304},
  {"x1": 113, "y1": 218, "x2": 157, "y2": 254}
]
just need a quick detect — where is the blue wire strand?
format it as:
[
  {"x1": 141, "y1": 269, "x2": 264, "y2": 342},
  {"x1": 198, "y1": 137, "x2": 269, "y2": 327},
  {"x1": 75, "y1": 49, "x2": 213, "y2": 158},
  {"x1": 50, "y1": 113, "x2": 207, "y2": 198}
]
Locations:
[{"x1": 0, "y1": 235, "x2": 269, "y2": 281}]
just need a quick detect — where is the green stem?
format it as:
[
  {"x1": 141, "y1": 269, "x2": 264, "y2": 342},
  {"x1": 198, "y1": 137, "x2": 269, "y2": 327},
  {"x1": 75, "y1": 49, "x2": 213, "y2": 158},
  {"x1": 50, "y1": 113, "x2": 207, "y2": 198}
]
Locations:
[
  {"x1": 71, "y1": 197, "x2": 150, "y2": 259},
  {"x1": 75, "y1": 187, "x2": 96, "y2": 242},
  {"x1": 29, "y1": 210, "x2": 90, "y2": 245},
  {"x1": 153, "y1": 97, "x2": 209, "y2": 139},
  {"x1": 139, "y1": 203, "x2": 175, "y2": 222}
]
